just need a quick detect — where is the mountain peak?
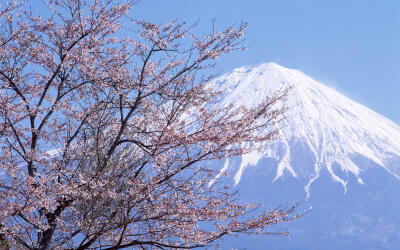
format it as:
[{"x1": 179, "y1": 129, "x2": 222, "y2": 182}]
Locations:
[
  {"x1": 241, "y1": 62, "x2": 286, "y2": 71},
  {"x1": 213, "y1": 63, "x2": 400, "y2": 195}
]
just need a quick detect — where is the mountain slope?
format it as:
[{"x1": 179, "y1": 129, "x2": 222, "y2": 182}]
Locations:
[
  {"x1": 211, "y1": 63, "x2": 400, "y2": 249},
  {"x1": 213, "y1": 62, "x2": 400, "y2": 194}
]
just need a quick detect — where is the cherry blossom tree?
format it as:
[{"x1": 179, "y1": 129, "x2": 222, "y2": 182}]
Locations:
[{"x1": 0, "y1": 0, "x2": 299, "y2": 249}]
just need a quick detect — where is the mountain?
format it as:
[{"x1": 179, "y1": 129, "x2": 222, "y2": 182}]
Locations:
[{"x1": 211, "y1": 63, "x2": 400, "y2": 249}]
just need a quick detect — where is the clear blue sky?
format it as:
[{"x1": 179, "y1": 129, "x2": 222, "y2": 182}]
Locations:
[
  {"x1": 134, "y1": 0, "x2": 400, "y2": 124},
  {"x1": 31, "y1": 0, "x2": 399, "y2": 124}
]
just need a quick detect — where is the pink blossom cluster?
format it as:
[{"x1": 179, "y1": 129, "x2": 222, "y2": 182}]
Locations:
[{"x1": 0, "y1": 1, "x2": 298, "y2": 249}]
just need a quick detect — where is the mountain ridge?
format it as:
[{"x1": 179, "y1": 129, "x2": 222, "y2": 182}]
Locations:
[
  {"x1": 213, "y1": 63, "x2": 400, "y2": 249},
  {"x1": 212, "y1": 62, "x2": 400, "y2": 195}
]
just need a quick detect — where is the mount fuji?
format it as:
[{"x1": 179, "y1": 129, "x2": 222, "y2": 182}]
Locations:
[{"x1": 212, "y1": 63, "x2": 400, "y2": 249}]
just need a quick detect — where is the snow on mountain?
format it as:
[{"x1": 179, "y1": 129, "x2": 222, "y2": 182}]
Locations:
[{"x1": 212, "y1": 62, "x2": 400, "y2": 195}]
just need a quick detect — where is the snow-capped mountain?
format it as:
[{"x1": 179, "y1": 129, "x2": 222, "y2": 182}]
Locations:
[{"x1": 212, "y1": 63, "x2": 400, "y2": 249}]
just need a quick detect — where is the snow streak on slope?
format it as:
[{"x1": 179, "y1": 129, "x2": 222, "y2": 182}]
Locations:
[{"x1": 213, "y1": 63, "x2": 400, "y2": 195}]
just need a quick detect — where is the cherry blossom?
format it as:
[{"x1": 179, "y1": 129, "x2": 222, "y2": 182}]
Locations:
[{"x1": 0, "y1": 1, "x2": 300, "y2": 249}]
